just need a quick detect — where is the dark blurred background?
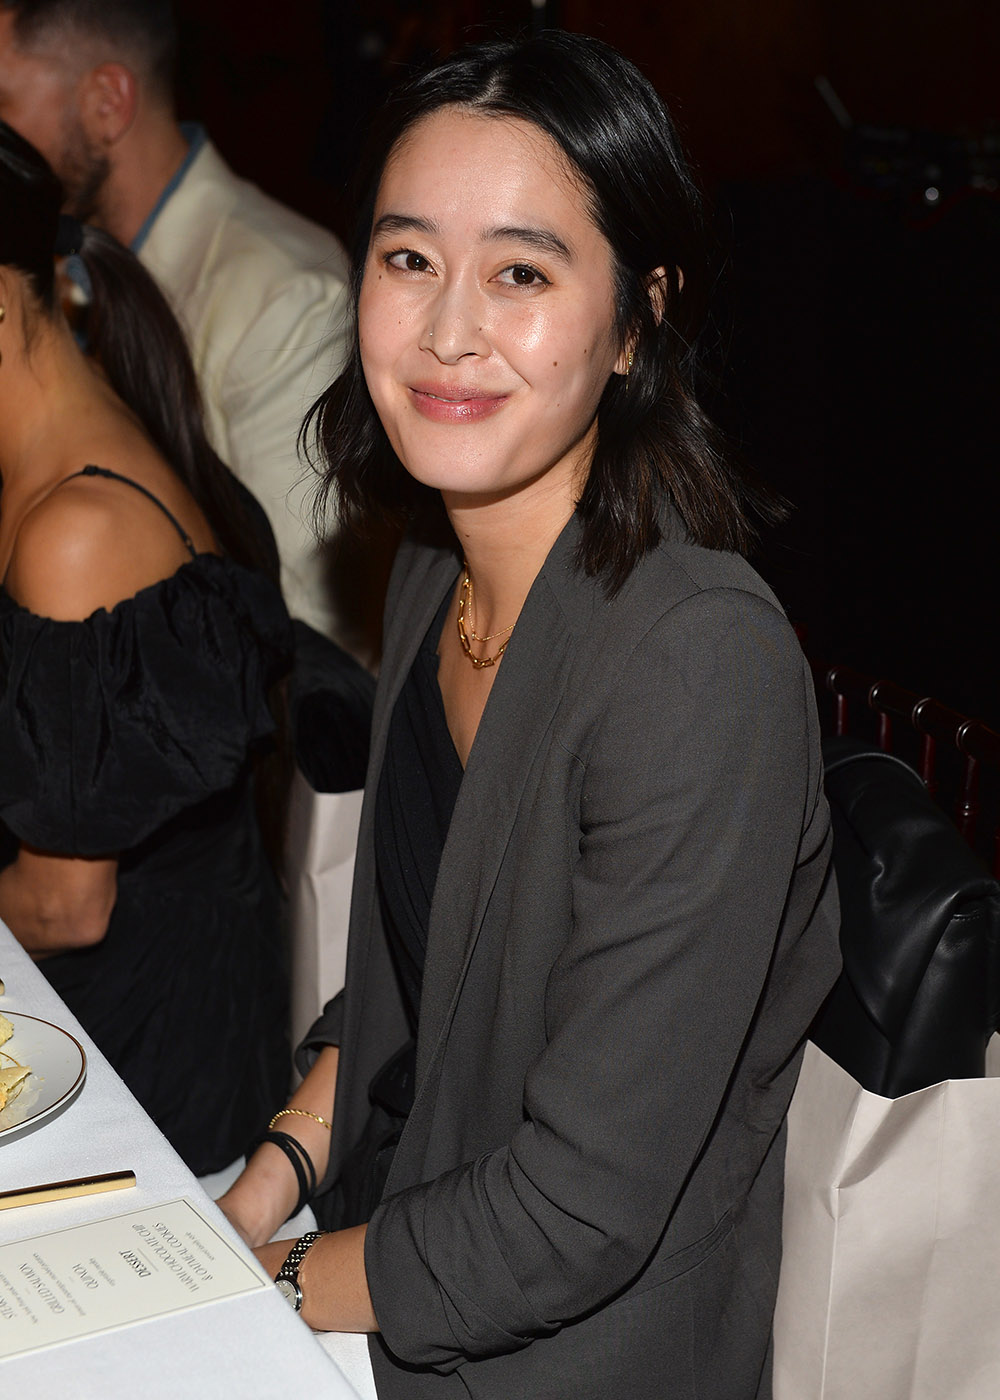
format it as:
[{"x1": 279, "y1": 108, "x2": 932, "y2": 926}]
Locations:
[{"x1": 173, "y1": 0, "x2": 999, "y2": 725}]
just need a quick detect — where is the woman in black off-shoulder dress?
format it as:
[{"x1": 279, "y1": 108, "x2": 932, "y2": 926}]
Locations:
[{"x1": 0, "y1": 123, "x2": 293, "y2": 1174}]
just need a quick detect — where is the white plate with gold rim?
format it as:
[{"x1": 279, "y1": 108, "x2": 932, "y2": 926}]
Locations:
[{"x1": 0, "y1": 1012, "x2": 87, "y2": 1140}]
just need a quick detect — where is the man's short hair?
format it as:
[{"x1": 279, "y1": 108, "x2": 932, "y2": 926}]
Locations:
[{"x1": 0, "y1": 0, "x2": 177, "y2": 94}]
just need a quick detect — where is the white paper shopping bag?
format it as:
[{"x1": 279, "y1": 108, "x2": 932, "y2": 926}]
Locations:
[
  {"x1": 773, "y1": 1040, "x2": 1000, "y2": 1400},
  {"x1": 285, "y1": 769, "x2": 364, "y2": 1050}
]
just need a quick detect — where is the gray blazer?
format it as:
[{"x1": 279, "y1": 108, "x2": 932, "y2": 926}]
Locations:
[{"x1": 306, "y1": 512, "x2": 840, "y2": 1399}]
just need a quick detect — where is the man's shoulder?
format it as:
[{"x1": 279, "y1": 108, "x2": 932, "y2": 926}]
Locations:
[
  {"x1": 196, "y1": 142, "x2": 348, "y2": 272},
  {"x1": 143, "y1": 138, "x2": 349, "y2": 299}
]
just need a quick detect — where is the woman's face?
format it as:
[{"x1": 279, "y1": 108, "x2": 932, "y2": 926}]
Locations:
[{"x1": 359, "y1": 107, "x2": 626, "y2": 512}]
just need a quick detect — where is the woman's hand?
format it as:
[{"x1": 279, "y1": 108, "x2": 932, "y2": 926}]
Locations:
[
  {"x1": 216, "y1": 1045, "x2": 340, "y2": 1249},
  {"x1": 216, "y1": 1145, "x2": 300, "y2": 1248},
  {"x1": 256, "y1": 1225, "x2": 376, "y2": 1333}
]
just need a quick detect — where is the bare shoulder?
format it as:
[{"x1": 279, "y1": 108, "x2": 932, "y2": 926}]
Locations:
[{"x1": 5, "y1": 475, "x2": 197, "y2": 622}]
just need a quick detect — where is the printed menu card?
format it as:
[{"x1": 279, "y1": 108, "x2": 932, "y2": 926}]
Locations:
[{"x1": 0, "y1": 1197, "x2": 267, "y2": 1359}]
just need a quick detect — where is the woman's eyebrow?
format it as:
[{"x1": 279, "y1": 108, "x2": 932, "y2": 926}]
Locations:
[
  {"x1": 483, "y1": 225, "x2": 573, "y2": 261},
  {"x1": 372, "y1": 213, "x2": 440, "y2": 237},
  {"x1": 371, "y1": 214, "x2": 573, "y2": 263}
]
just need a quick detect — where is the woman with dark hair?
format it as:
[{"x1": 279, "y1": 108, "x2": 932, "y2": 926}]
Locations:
[
  {"x1": 220, "y1": 31, "x2": 839, "y2": 1399},
  {"x1": 0, "y1": 118, "x2": 293, "y2": 1174}
]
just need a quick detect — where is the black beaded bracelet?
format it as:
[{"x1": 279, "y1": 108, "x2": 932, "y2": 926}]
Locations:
[{"x1": 248, "y1": 1129, "x2": 317, "y2": 1221}]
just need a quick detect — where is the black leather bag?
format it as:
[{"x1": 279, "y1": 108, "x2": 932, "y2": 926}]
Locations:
[{"x1": 810, "y1": 736, "x2": 1000, "y2": 1096}]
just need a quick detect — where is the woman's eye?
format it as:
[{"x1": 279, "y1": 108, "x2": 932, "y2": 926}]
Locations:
[
  {"x1": 497, "y1": 264, "x2": 549, "y2": 289},
  {"x1": 387, "y1": 250, "x2": 431, "y2": 272}
]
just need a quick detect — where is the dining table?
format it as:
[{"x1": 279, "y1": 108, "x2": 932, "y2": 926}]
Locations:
[{"x1": 0, "y1": 918, "x2": 361, "y2": 1399}]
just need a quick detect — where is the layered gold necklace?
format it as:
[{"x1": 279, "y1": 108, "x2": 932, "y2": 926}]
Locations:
[{"x1": 456, "y1": 564, "x2": 516, "y2": 669}]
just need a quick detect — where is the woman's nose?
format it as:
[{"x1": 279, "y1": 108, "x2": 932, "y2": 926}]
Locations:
[{"x1": 419, "y1": 279, "x2": 491, "y2": 362}]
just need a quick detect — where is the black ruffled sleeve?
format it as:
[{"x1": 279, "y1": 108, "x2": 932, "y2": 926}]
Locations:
[{"x1": 0, "y1": 556, "x2": 292, "y2": 855}]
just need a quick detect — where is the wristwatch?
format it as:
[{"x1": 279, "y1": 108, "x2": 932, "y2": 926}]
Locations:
[{"x1": 275, "y1": 1230, "x2": 325, "y2": 1311}]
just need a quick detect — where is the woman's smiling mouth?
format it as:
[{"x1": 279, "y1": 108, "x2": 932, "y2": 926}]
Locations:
[{"x1": 409, "y1": 385, "x2": 509, "y2": 421}]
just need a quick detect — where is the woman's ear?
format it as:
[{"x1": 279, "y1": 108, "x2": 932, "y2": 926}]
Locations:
[
  {"x1": 613, "y1": 265, "x2": 685, "y2": 374},
  {"x1": 613, "y1": 341, "x2": 634, "y2": 377},
  {"x1": 646, "y1": 265, "x2": 683, "y2": 325},
  {"x1": 0, "y1": 270, "x2": 16, "y2": 331}
]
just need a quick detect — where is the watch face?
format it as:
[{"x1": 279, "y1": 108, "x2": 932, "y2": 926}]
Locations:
[{"x1": 276, "y1": 1275, "x2": 302, "y2": 1310}]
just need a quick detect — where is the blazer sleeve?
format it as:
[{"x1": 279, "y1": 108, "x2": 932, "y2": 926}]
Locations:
[
  {"x1": 295, "y1": 991, "x2": 345, "y2": 1077},
  {"x1": 365, "y1": 586, "x2": 835, "y2": 1365}
]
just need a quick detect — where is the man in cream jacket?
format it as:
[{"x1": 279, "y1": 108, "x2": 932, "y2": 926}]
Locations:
[{"x1": 0, "y1": 0, "x2": 352, "y2": 642}]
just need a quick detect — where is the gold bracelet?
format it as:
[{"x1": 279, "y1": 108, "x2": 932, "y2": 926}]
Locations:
[{"x1": 269, "y1": 1107, "x2": 332, "y2": 1132}]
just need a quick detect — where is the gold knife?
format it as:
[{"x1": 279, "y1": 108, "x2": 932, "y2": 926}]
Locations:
[{"x1": 0, "y1": 1170, "x2": 136, "y2": 1210}]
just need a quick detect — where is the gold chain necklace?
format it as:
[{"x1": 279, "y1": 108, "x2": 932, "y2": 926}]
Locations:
[
  {"x1": 456, "y1": 565, "x2": 515, "y2": 669},
  {"x1": 466, "y1": 569, "x2": 516, "y2": 642}
]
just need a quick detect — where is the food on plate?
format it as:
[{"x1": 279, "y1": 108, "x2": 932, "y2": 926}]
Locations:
[
  {"x1": 0, "y1": 1063, "x2": 30, "y2": 1110},
  {"x1": 0, "y1": 1013, "x2": 31, "y2": 1110}
]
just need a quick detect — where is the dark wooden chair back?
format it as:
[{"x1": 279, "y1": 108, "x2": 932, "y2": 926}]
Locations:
[{"x1": 815, "y1": 663, "x2": 1000, "y2": 877}]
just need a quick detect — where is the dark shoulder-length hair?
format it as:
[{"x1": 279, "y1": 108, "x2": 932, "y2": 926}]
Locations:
[{"x1": 308, "y1": 29, "x2": 783, "y2": 592}]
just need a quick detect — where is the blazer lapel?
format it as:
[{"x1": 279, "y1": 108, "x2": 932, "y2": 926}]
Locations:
[
  {"x1": 373, "y1": 542, "x2": 460, "y2": 764},
  {"x1": 415, "y1": 515, "x2": 596, "y2": 1082},
  {"x1": 347, "y1": 534, "x2": 459, "y2": 1041}
]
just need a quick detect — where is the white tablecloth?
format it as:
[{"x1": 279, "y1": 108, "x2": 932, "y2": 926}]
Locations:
[{"x1": 0, "y1": 922, "x2": 360, "y2": 1399}]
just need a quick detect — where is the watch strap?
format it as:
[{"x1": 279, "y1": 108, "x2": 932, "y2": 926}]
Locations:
[{"x1": 276, "y1": 1230, "x2": 325, "y2": 1310}]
